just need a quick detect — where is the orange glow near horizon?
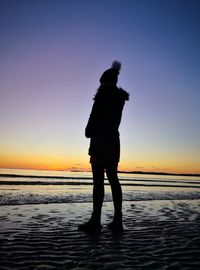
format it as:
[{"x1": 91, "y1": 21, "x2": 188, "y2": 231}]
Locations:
[
  {"x1": 0, "y1": 153, "x2": 86, "y2": 171},
  {"x1": 1, "y1": 153, "x2": 200, "y2": 175}
]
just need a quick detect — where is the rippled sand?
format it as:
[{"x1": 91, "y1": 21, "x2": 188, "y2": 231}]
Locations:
[{"x1": 0, "y1": 200, "x2": 200, "y2": 270}]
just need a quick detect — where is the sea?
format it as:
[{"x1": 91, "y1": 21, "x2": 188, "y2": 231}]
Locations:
[{"x1": 0, "y1": 168, "x2": 200, "y2": 206}]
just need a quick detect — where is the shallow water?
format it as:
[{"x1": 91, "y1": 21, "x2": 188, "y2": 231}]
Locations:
[{"x1": 0, "y1": 169, "x2": 200, "y2": 205}]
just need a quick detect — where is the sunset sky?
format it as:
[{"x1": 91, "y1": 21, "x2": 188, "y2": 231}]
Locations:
[{"x1": 0, "y1": 0, "x2": 200, "y2": 174}]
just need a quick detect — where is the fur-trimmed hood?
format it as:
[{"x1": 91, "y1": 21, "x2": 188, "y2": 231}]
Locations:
[
  {"x1": 94, "y1": 85, "x2": 129, "y2": 102},
  {"x1": 117, "y1": 87, "x2": 129, "y2": 101}
]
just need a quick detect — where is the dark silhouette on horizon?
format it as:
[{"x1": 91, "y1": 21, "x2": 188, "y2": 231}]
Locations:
[{"x1": 78, "y1": 61, "x2": 129, "y2": 233}]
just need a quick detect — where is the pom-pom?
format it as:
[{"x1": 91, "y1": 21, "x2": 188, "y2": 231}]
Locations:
[{"x1": 111, "y1": 61, "x2": 121, "y2": 72}]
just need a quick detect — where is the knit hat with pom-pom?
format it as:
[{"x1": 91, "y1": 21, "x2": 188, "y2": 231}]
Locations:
[{"x1": 100, "y1": 61, "x2": 121, "y2": 85}]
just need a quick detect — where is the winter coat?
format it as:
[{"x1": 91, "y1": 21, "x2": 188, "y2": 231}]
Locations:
[{"x1": 85, "y1": 85, "x2": 129, "y2": 164}]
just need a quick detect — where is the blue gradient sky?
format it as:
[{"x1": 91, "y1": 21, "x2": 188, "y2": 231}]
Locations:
[{"x1": 0, "y1": 0, "x2": 200, "y2": 173}]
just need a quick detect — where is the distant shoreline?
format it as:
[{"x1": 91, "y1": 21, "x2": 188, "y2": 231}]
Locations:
[
  {"x1": 118, "y1": 171, "x2": 200, "y2": 177},
  {"x1": 0, "y1": 171, "x2": 199, "y2": 178}
]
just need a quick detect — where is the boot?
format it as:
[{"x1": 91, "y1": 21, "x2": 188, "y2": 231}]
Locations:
[
  {"x1": 78, "y1": 213, "x2": 102, "y2": 233},
  {"x1": 107, "y1": 212, "x2": 123, "y2": 232}
]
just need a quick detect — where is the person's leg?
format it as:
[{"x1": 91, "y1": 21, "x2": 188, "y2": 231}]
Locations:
[
  {"x1": 78, "y1": 162, "x2": 104, "y2": 232},
  {"x1": 92, "y1": 162, "x2": 105, "y2": 223},
  {"x1": 106, "y1": 163, "x2": 122, "y2": 214},
  {"x1": 106, "y1": 163, "x2": 123, "y2": 231}
]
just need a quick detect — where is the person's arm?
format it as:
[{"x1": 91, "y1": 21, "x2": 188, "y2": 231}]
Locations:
[{"x1": 85, "y1": 99, "x2": 100, "y2": 138}]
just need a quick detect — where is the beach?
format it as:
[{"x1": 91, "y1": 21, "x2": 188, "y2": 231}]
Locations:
[
  {"x1": 0, "y1": 170, "x2": 200, "y2": 269},
  {"x1": 1, "y1": 200, "x2": 200, "y2": 270}
]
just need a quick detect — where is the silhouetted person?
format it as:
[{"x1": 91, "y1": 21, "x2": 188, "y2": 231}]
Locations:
[{"x1": 78, "y1": 61, "x2": 129, "y2": 233}]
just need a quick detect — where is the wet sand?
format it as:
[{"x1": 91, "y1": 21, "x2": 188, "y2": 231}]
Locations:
[{"x1": 0, "y1": 200, "x2": 200, "y2": 270}]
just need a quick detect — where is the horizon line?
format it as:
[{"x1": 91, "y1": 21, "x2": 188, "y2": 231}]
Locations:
[{"x1": 0, "y1": 167, "x2": 199, "y2": 178}]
